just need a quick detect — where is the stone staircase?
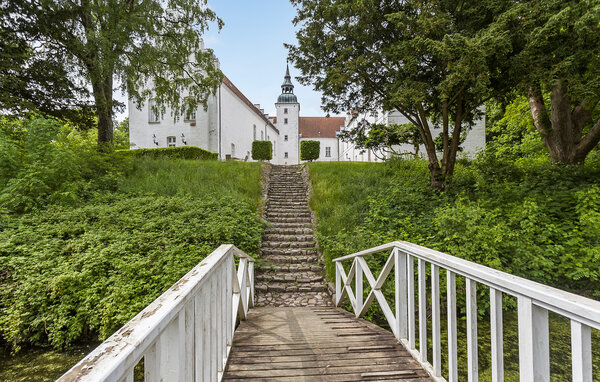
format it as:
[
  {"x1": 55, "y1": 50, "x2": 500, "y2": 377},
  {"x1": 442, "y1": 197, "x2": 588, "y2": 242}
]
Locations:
[{"x1": 255, "y1": 165, "x2": 332, "y2": 307}]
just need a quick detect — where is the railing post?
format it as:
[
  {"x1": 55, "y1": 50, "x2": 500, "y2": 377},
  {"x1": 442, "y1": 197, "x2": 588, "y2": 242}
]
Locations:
[
  {"x1": 466, "y1": 278, "x2": 478, "y2": 382},
  {"x1": 194, "y1": 291, "x2": 204, "y2": 382},
  {"x1": 407, "y1": 254, "x2": 415, "y2": 350},
  {"x1": 355, "y1": 258, "x2": 363, "y2": 315},
  {"x1": 571, "y1": 320, "x2": 592, "y2": 382},
  {"x1": 447, "y1": 270, "x2": 458, "y2": 382},
  {"x1": 517, "y1": 296, "x2": 549, "y2": 382},
  {"x1": 394, "y1": 248, "x2": 407, "y2": 341},
  {"x1": 431, "y1": 264, "x2": 441, "y2": 377},
  {"x1": 335, "y1": 261, "x2": 341, "y2": 306},
  {"x1": 490, "y1": 288, "x2": 504, "y2": 382},
  {"x1": 418, "y1": 259, "x2": 427, "y2": 363}
]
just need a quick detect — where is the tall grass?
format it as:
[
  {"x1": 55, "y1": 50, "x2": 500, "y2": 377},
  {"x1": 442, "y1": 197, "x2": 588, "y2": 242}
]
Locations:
[{"x1": 119, "y1": 158, "x2": 263, "y2": 208}]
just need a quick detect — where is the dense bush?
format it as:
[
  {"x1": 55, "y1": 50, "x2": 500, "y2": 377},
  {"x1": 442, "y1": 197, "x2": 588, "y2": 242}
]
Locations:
[
  {"x1": 123, "y1": 146, "x2": 217, "y2": 160},
  {"x1": 309, "y1": 157, "x2": 600, "y2": 297},
  {"x1": 300, "y1": 140, "x2": 320, "y2": 161},
  {"x1": 0, "y1": 194, "x2": 262, "y2": 351},
  {"x1": 251, "y1": 140, "x2": 272, "y2": 161},
  {"x1": 0, "y1": 117, "x2": 131, "y2": 214}
]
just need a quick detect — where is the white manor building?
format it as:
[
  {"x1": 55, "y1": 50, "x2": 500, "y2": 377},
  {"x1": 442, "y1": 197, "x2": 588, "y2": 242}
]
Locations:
[
  {"x1": 129, "y1": 55, "x2": 345, "y2": 164},
  {"x1": 129, "y1": 46, "x2": 484, "y2": 163}
]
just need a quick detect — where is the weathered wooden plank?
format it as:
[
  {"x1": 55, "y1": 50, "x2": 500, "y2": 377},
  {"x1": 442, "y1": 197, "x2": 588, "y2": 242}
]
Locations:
[{"x1": 223, "y1": 306, "x2": 433, "y2": 381}]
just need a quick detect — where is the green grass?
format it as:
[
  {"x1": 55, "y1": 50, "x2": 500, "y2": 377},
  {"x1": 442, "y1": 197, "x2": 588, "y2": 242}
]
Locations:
[{"x1": 119, "y1": 158, "x2": 263, "y2": 207}]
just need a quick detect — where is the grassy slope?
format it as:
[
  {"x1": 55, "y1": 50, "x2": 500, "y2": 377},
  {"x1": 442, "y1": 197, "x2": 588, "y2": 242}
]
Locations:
[
  {"x1": 308, "y1": 159, "x2": 600, "y2": 381},
  {"x1": 0, "y1": 159, "x2": 263, "y2": 381}
]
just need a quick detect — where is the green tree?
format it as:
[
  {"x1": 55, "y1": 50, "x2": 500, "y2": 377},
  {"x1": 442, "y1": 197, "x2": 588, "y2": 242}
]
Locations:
[
  {"x1": 251, "y1": 140, "x2": 273, "y2": 161},
  {"x1": 288, "y1": 0, "x2": 526, "y2": 189},
  {"x1": 522, "y1": 0, "x2": 600, "y2": 164},
  {"x1": 0, "y1": 26, "x2": 94, "y2": 127},
  {"x1": 1, "y1": 0, "x2": 223, "y2": 147},
  {"x1": 300, "y1": 140, "x2": 320, "y2": 161}
]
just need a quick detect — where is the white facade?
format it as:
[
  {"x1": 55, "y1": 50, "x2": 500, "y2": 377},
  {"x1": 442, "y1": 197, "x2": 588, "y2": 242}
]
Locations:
[
  {"x1": 274, "y1": 103, "x2": 300, "y2": 164},
  {"x1": 338, "y1": 109, "x2": 486, "y2": 162},
  {"x1": 129, "y1": 56, "x2": 485, "y2": 164}
]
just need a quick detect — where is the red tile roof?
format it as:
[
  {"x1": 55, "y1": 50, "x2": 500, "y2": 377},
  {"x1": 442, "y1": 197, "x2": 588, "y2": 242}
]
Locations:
[
  {"x1": 222, "y1": 76, "x2": 278, "y2": 133},
  {"x1": 299, "y1": 117, "x2": 345, "y2": 138}
]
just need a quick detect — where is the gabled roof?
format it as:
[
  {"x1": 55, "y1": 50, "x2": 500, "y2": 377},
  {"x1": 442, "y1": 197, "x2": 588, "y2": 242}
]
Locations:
[
  {"x1": 299, "y1": 117, "x2": 345, "y2": 138},
  {"x1": 222, "y1": 76, "x2": 279, "y2": 133}
]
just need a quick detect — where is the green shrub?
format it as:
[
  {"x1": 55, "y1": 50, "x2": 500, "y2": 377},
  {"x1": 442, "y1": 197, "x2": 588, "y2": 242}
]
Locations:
[
  {"x1": 0, "y1": 117, "x2": 131, "y2": 214},
  {"x1": 0, "y1": 193, "x2": 262, "y2": 351},
  {"x1": 251, "y1": 141, "x2": 272, "y2": 161},
  {"x1": 300, "y1": 140, "x2": 320, "y2": 161},
  {"x1": 122, "y1": 146, "x2": 217, "y2": 160}
]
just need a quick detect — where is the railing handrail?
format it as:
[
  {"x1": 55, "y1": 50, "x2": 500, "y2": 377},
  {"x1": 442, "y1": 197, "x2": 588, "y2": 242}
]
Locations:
[
  {"x1": 334, "y1": 241, "x2": 600, "y2": 330},
  {"x1": 59, "y1": 244, "x2": 254, "y2": 382}
]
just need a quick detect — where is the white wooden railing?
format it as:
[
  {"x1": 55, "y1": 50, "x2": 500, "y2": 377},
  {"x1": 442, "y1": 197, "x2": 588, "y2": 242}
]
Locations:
[
  {"x1": 58, "y1": 244, "x2": 254, "y2": 382},
  {"x1": 334, "y1": 241, "x2": 600, "y2": 382}
]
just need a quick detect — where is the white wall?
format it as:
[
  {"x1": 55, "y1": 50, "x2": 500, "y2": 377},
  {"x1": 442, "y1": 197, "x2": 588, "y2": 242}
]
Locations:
[
  {"x1": 128, "y1": 93, "x2": 217, "y2": 152},
  {"x1": 129, "y1": 82, "x2": 279, "y2": 162},
  {"x1": 274, "y1": 103, "x2": 300, "y2": 165}
]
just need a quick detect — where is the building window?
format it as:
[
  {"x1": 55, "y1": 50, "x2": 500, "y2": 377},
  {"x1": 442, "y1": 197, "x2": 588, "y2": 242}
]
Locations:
[
  {"x1": 284, "y1": 108, "x2": 288, "y2": 114},
  {"x1": 231, "y1": 143, "x2": 236, "y2": 157},
  {"x1": 148, "y1": 99, "x2": 159, "y2": 123},
  {"x1": 326, "y1": 146, "x2": 331, "y2": 157},
  {"x1": 261, "y1": 131, "x2": 264, "y2": 140},
  {"x1": 284, "y1": 118, "x2": 288, "y2": 124},
  {"x1": 167, "y1": 136, "x2": 176, "y2": 147},
  {"x1": 284, "y1": 135, "x2": 288, "y2": 141},
  {"x1": 284, "y1": 152, "x2": 288, "y2": 158},
  {"x1": 253, "y1": 125, "x2": 256, "y2": 140},
  {"x1": 184, "y1": 98, "x2": 196, "y2": 121}
]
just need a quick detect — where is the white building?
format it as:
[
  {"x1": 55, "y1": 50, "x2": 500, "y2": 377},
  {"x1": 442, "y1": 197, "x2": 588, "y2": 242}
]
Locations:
[
  {"x1": 339, "y1": 108, "x2": 486, "y2": 162},
  {"x1": 129, "y1": 59, "x2": 346, "y2": 164},
  {"x1": 129, "y1": 49, "x2": 483, "y2": 164}
]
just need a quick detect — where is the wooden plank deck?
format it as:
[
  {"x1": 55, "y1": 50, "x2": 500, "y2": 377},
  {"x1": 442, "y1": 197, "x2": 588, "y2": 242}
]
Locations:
[{"x1": 223, "y1": 306, "x2": 433, "y2": 381}]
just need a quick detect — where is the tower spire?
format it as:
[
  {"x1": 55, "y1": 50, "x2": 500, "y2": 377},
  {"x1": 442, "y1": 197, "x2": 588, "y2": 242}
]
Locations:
[{"x1": 278, "y1": 63, "x2": 297, "y2": 103}]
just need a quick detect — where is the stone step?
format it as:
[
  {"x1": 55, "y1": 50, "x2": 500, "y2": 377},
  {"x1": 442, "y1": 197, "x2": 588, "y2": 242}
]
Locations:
[
  {"x1": 257, "y1": 263, "x2": 323, "y2": 273},
  {"x1": 266, "y1": 222, "x2": 313, "y2": 229},
  {"x1": 267, "y1": 201, "x2": 308, "y2": 206},
  {"x1": 267, "y1": 216, "x2": 312, "y2": 223},
  {"x1": 255, "y1": 273, "x2": 323, "y2": 283},
  {"x1": 262, "y1": 254, "x2": 319, "y2": 264},
  {"x1": 254, "y1": 282, "x2": 327, "y2": 293},
  {"x1": 269, "y1": 187, "x2": 307, "y2": 191},
  {"x1": 266, "y1": 207, "x2": 311, "y2": 214},
  {"x1": 262, "y1": 241, "x2": 316, "y2": 249},
  {"x1": 264, "y1": 227, "x2": 314, "y2": 235},
  {"x1": 267, "y1": 193, "x2": 307, "y2": 198},
  {"x1": 261, "y1": 247, "x2": 319, "y2": 256},
  {"x1": 266, "y1": 196, "x2": 308, "y2": 201},
  {"x1": 262, "y1": 234, "x2": 315, "y2": 242},
  {"x1": 265, "y1": 211, "x2": 312, "y2": 218}
]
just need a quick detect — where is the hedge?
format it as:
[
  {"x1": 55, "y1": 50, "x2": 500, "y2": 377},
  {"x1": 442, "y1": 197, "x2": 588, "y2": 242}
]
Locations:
[
  {"x1": 120, "y1": 146, "x2": 217, "y2": 160},
  {"x1": 252, "y1": 140, "x2": 272, "y2": 161},
  {"x1": 300, "y1": 140, "x2": 320, "y2": 161}
]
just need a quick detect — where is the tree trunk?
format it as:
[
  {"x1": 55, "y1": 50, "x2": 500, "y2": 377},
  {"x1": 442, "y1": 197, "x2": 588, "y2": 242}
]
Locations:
[
  {"x1": 92, "y1": 75, "x2": 114, "y2": 149},
  {"x1": 528, "y1": 80, "x2": 600, "y2": 164}
]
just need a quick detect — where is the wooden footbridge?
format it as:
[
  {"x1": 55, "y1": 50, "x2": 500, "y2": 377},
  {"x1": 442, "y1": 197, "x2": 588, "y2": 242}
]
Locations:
[{"x1": 59, "y1": 242, "x2": 600, "y2": 382}]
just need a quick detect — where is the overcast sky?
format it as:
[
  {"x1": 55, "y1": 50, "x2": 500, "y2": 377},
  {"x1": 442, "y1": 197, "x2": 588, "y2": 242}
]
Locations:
[{"x1": 118, "y1": 0, "x2": 332, "y2": 121}]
